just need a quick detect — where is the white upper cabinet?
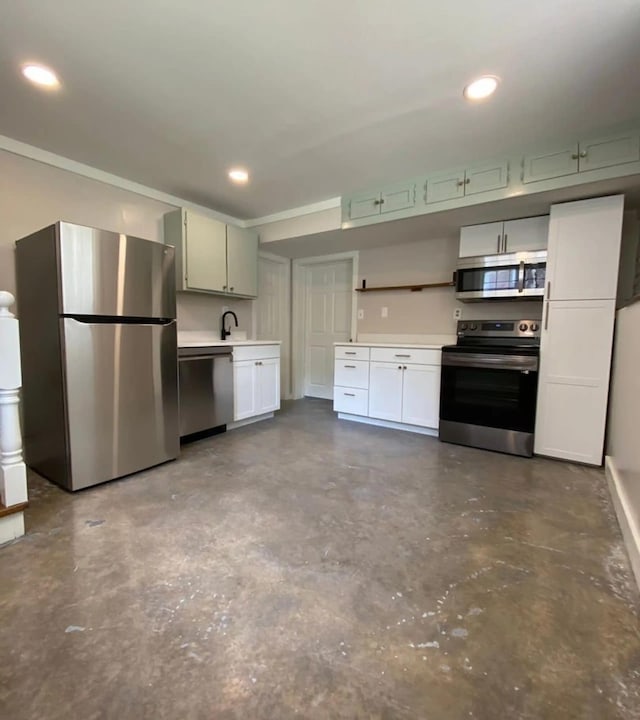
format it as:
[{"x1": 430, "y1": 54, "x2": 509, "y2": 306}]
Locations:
[
  {"x1": 164, "y1": 209, "x2": 258, "y2": 298},
  {"x1": 426, "y1": 171, "x2": 465, "y2": 204},
  {"x1": 459, "y1": 222, "x2": 503, "y2": 257},
  {"x1": 226, "y1": 225, "x2": 258, "y2": 297},
  {"x1": 523, "y1": 131, "x2": 640, "y2": 184},
  {"x1": 546, "y1": 195, "x2": 624, "y2": 301},
  {"x1": 348, "y1": 191, "x2": 381, "y2": 220},
  {"x1": 502, "y1": 215, "x2": 549, "y2": 253},
  {"x1": 459, "y1": 216, "x2": 549, "y2": 257}
]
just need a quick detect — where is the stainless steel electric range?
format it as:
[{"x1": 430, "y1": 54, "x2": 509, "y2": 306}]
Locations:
[{"x1": 439, "y1": 319, "x2": 541, "y2": 457}]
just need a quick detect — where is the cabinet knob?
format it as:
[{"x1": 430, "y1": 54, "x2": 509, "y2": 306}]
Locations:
[
  {"x1": 230, "y1": 287, "x2": 234, "y2": 291},
  {"x1": 571, "y1": 153, "x2": 579, "y2": 160},
  {"x1": 465, "y1": 178, "x2": 470, "y2": 184},
  {"x1": 579, "y1": 151, "x2": 587, "y2": 158},
  {"x1": 223, "y1": 285, "x2": 227, "y2": 290},
  {"x1": 398, "y1": 365, "x2": 402, "y2": 370},
  {"x1": 456, "y1": 179, "x2": 465, "y2": 187}
]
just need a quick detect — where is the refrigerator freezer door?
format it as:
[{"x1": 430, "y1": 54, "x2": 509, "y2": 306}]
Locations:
[
  {"x1": 58, "y1": 223, "x2": 176, "y2": 319},
  {"x1": 62, "y1": 318, "x2": 179, "y2": 490}
]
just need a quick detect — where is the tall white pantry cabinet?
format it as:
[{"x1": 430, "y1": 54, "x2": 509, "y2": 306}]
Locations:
[{"x1": 534, "y1": 195, "x2": 624, "y2": 465}]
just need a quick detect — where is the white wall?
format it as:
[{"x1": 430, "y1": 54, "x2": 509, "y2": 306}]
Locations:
[
  {"x1": 607, "y1": 300, "x2": 640, "y2": 586},
  {"x1": 0, "y1": 150, "x2": 253, "y2": 334}
]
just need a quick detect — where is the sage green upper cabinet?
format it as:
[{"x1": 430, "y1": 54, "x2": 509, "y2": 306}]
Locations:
[
  {"x1": 523, "y1": 131, "x2": 640, "y2": 184},
  {"x1": 347, "y1": 182, "x2": 416, "y2": 221},
  {"x1": 459, "y1": 216, "x2": 549, "y2": 257},
  {"x1": 502, "y1": 215, "x2": 549, "y2": 253},
  {"x1": 579, "y1": 132, "x2": 640, "y2": 172},
  {"x1": 164, "y1": 209, "x2": 258, "y2": 298},
  {"x1": 459, "y1": 222, "x2": 503, "y2": 257},
  {"x1": 426, "y1": 161, "x2": 508, "y2": 205},
  {"x1": 464, "y1": 161, "x2": 509, "y2": 196},
  {"x1": 522, "y1": 145, "x2": 579, "y2": 184},
  {"x1": 426, "y1": 171, "x2": 465, "y2": 204},
  {"x1": 226, "y1": 225, "x2": 258, "y2": 297}
]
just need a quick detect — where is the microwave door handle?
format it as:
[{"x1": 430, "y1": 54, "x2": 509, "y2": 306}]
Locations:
[{"x1": 518, "y1": 261, "x2": 525, "y2": 293}]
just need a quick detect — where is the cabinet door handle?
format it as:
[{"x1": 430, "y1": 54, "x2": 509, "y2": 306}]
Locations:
[
  {"x1": 344, "y1": 351, "x2": 357, "y2": 355},
  {"x1": 464, "y1": 178, "x2": 470, "y2": 184},
  {"x1": 571, "y1": 153, "x2": 579, "y2": 160},
  {"x1": 546, "y1": 281, "x2": 551, "y2": 300},
  {"x1": 503, "y1": 233, "x2": 508, "y2": 253},
  {"x1": 394, "y1": 354, "x2": 411, "y2": 358},
  {"x1": 230, "y1": 287, "x2": 234, "y2": 292},
  {"x1": 497, "y1": 234, "x2": 501, "y2": 253},
  {"x1": 344, "y1": 364, "x2": 356, "y2": 368},
  {"x1": 344, "y1": 392, "x2": 355, "y2": 397},
  {"x1": 254, "y1": 360, "x2": 262, "y2": 366},
  {"x1": 544, "y1": 302, "x2": 550, "y2": 331},
  {"x1": 223, "y1": 285, "x2": 227, "y2": 290}
]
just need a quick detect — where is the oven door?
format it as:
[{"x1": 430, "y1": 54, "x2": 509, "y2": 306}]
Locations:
[
  {"x1": 440, "y1": 351, "x2": 539, "y2": 433},
  {"x1": 455, "y1": 252, "x2": 546, "y2": 301}
]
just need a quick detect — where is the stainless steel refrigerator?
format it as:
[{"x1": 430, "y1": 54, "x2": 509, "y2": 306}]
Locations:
[{"x1": 15, "y1": 222, "x2": 179, "y2": 491}]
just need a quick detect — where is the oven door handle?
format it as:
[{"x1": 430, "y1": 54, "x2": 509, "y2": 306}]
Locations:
[{"x1": 442, "y1": 353, "x2": 538, "y2": 372}]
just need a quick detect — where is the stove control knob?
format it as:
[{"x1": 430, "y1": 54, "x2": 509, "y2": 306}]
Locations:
[
  {"x1": 530, "y1": 322, "x2": 540, "y2": 332},
  {"x1": 469, "y1": 323, "x2": 478, "y2": 331},
  {"x1": 459, "y1": 323, "x2": 468, "y2": 331},
  {"x1": 519, "y1": 322, "x2": 529, "y2": 332}
]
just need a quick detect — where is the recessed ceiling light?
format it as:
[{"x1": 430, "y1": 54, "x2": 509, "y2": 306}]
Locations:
[
  {"x1": 21, "y1": 63, "x2": 60, "y2": 89},
  {"x1": 463, "y1": 76, "x2": 499, "y2": 102},
  {"x1": 228, "y1": 168, "x2": 249, "y2": 184}
]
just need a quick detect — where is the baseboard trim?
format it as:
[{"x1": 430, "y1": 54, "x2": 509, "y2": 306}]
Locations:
[
  {"x1": 605, "y1": 456, "x2": 640, "y2": 592},
  {"x1": 228, "y1": 412, "x2": 275, "y2": 430},
  {"x1": 337, "y1": 413, "x2": 438, "y2": 437},
  {"x1": 0, "y1": 512, "x2": 25, "y2": 545}
]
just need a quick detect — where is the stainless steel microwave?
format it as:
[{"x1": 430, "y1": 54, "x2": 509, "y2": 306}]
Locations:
[{"x1": 455, "y1": 250, "x2": 547, "y2": 301}]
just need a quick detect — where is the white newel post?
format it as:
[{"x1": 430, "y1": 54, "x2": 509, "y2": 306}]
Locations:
[{"x1": 0, "y1": 291, "x2": 27, "y2": 542}]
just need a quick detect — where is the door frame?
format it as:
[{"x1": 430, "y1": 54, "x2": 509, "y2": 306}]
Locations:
[
  {"x1": 252, "y1": 250, "x2": 292, "y2": 398},
  {"x1": 291, "y1": 251, "x2": 359, "y2": 400}
]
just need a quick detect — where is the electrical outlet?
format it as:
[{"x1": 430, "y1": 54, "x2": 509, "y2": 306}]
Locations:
[
  {"x1": 381, "y1": 307, "x2": 388, "y2": 318},
  {"x1": 454, "y1": 308, "x2": 462, "y2": 320},
  {"x1": 357, "y1": 309, "x2": 364, "y2": 320}
]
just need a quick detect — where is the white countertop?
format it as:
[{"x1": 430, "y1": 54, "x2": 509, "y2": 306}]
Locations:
[
  {"x1": 335, "y1": 342, "x2": 446, "y2": 349},
  {"x1": 178, "y1": 330, "x2": 280, "y2": 348},
  {"x1": 179, "y1": 340, "x2": 282, "y2": 348}
]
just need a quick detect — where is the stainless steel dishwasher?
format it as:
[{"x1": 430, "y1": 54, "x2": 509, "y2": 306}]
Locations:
[{"x1": 178, "y1": 346, "x2": 234, "y2": 437}]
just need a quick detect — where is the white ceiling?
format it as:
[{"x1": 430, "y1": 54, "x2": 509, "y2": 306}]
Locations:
[{"x1": 1, "y1": 1, "x2": 640, "y2": 219}]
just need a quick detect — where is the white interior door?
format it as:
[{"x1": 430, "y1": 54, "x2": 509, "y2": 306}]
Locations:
[
  {"x1": 255, "y1": 253, "x2": 290, "y2": 398},
  {"x1": 303, "y1": 260, "x2": 353, "y2": 399}
]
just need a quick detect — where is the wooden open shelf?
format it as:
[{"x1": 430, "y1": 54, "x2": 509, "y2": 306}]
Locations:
[
  {"x1": 355, "y1": 281, "x2": 455, "y2": 293},
  {"x1": 0, "y1": 501, "x2": 28, "y2": 519}
]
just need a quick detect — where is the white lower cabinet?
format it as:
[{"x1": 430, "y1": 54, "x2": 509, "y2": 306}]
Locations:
[
  {"x1": 534, "y1": 299, "x2": 615, "y2": 464},
  {"x1": 233, "y1": 346, "x2": 280, "y2": 422},
  {"x1": 334, "y1": 345, "x2": 440, "y2": 432},
  {"x1": 369, "y1": 362, "x2": 404, "y2": 421}
]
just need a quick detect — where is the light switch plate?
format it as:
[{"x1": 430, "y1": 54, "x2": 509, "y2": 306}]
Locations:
[
  {"x1": 453, "y1": 308, "x2": 462, "y2": 320},
  {"x1": 381, "y1": 307, "x2": 388, "y2": 318},
  {"x1": 357, "y1": 309, "x2": 364, "y2": 320}
]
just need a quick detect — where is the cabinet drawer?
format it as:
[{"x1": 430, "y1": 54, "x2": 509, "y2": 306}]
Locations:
[
  {"x1": 233, "y1": 344, "x2": 280, "y2": 362},
  {"x1": 370, "y1": 347, "x2": 441, "y2": 365},
  {"x1": 333, "y1": 386, "x2": 368, "y2": 415},
  {"x1": 335, "y1": 345, "x2": 370, "y2": 361},
  {"x1": 334, "y1": 360, "x2": 369, "y2": 389}
]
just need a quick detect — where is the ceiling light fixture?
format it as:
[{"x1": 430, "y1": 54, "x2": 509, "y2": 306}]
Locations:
[
  {"x1": 21, "y1": 63, "x2": 61, "y2": 89},
  {"x1": 463, "y1": 76, "x2": 499, "y2": 102},
  {"x1": 228, "y1": 168, "x2": 249, "y2": 184}
]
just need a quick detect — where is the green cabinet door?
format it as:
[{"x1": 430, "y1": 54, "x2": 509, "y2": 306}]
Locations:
[
  {"x1": 226, "y1": 225, "x2": 258, "y2": 297},
  {"x1": 465, "y1": 161, "x2": 509, "y2": 195},
  {"x1": 579, "y1": 132, "x2": 640, "y2": 172},
  {"x1": 185, "y1": 211, "x2": 227, "y2": 292},
  {"x1": 349, "y1": 192, "x2": 382, "y2": 220},
  {"x1": 380, "y1": 182, "x2": 416, "y2": 214},
  {"x1": 426, "y1": 172, "x2": 465, "y2": 204},
  {"x1": 523, "y1": 145, "x2": 579, "y2": 184}
]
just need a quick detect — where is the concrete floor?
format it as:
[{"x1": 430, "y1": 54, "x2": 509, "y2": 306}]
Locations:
[{"x1": 1, "y1": 399, "x2": 639, "y2": 720}]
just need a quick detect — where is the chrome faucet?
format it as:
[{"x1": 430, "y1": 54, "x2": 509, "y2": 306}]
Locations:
[{"x1": 221, "y1": 310, "x2": 238, "y2": 341}]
